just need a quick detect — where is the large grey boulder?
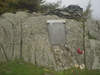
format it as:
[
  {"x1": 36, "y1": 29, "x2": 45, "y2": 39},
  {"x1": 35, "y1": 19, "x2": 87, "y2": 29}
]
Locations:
[{"x1": 0, "y1": 11, "x2": 100, "y2": 70}]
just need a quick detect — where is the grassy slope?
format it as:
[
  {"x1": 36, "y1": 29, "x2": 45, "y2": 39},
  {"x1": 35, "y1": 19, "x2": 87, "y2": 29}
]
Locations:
[{"x1": 0, "y1": 61, "x2": 100, "y2": 75}]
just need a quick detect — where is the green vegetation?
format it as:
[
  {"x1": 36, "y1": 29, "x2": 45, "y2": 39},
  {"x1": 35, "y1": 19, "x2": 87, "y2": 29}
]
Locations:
[
  {"x1": 87, "y1": 31, "x2": 97, "y2": 39},
  {"x1": 0, "y1": 60, "x2": 49, "y2": 75},
  {"x1": 0, "y1": 0, "x2": 44, "y2": 14},
  {"x1": 40, "y1": 2, "x2": 60, "y2": 12},
  {"x1": 0, "y1": 60, "x2": 100, "y2": 75}
]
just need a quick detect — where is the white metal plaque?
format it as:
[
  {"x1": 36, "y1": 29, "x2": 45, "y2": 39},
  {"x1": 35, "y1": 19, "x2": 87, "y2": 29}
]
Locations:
[{"x1": 47, "y1": 20, "x2": 66, "y2": 45}]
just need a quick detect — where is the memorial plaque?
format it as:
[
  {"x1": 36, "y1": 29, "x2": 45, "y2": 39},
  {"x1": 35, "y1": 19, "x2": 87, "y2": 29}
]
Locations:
[{"x1": 47, "y1": 20, "x2": 66, "y2": 45}]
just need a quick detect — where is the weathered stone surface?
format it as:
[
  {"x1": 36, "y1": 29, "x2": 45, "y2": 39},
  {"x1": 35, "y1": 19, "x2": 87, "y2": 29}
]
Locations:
[
  {"x1": 0, "y1": 11, "x2": 100, "y2": 70},
  {"x1": 46, "y1": 5, "x2": 83, "y2": 20},
  {"x1": 85, "y1": 19, "x2": 100, "y2": 69},
  {"x1": 92, "y1": 40, "x2": 100, "y2": 69}
]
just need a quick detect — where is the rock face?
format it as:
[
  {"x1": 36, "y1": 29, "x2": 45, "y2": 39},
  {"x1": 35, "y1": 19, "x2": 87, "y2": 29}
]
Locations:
[
  {"x1": 46, "y1": 5, "x2": 83, "y2": 20},
  {"x1": 85, "y1": 19, "x2": 100, "y2": 69},
  {"x1": 0, "y1": 11, "x2": 100, "y2": 70}
]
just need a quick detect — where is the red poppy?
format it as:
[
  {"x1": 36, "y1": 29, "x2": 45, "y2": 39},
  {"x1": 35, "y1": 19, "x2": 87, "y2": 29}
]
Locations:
[{"x1": 77, "y1": 48, "x2": 84, "y2": 54}]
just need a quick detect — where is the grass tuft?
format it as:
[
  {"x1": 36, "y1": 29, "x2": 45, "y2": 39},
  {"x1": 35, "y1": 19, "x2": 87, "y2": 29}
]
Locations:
[{"x1": 0, "y1": 60, "x2": 100, "y2": 75}]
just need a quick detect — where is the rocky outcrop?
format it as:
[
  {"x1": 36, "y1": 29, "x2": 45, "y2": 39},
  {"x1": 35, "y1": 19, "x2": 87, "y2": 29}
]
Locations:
[
  {"x1": 46, "y1": 5, "x2": 83, "y2": 20},
  {"x1": 85, "y1": 19, "x2": 100, "y2": 69},
  {"x1": 0, "y1": 11, "x2": 100, "y2": 70}
]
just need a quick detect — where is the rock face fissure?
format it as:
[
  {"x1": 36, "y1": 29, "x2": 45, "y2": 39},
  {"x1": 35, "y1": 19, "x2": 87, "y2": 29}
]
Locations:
[{"x1": 0, "y1": 11, "x2": 100, "y2": 70}]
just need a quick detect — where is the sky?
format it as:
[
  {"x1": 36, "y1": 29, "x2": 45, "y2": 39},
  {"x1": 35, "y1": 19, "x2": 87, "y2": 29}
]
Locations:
[{"x1": 45, "y1": 0, "x2": 100, "y2": 20}]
